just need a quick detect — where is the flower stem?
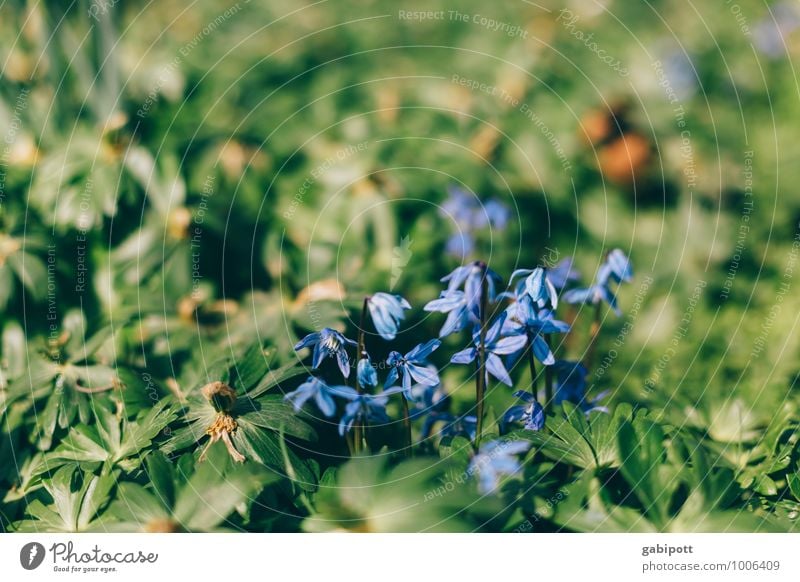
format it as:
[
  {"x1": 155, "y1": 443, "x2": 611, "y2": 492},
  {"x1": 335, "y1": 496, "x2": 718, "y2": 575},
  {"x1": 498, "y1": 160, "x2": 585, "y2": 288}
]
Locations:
[
  {"x1": 583, "y1": 301, "x2": 602, "y2": 371},
  {"x1": 527, "y1": 333, "x2": 538, "y2": 399},
  {"x1": 475, "y1": 263, "x2": 489, "y2": 448},
  {"x1": 544, "y1": 334, "x2": 554, "y2": 410},
  {"x1": 401, "y1": 394, "x2": 412, "y2": 458},
  {"x1": 353, "y1": 297, "x2": 370, "y2": 454}
]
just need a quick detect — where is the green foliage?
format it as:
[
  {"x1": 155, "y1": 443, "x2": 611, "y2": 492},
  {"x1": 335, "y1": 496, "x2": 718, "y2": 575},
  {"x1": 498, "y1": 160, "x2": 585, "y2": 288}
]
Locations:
[{"x1": 1, "y1": 0, "x2": 798, "y2": 533}]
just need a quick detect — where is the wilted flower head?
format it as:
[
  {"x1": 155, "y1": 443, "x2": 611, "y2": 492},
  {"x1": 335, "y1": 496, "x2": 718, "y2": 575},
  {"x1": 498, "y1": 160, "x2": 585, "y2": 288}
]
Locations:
[
  {"x1": 201, "y1": 413, "x2": 245, "y2": 463},
  {"x1": 367, "y1": 292, "x2": 411, "y2": 340},
  {"x1": 294, "y1": 328, "x2": 357, "y2": 378},
  {"x1": 200, "y1": 383, "x2": 245, "y2": 463},
  {"x1": 201, "y1": 381, "x2": 237, "y2": 413},
  {"x1": 469, "y1": 439, "x2": 531, "y2": 494}
]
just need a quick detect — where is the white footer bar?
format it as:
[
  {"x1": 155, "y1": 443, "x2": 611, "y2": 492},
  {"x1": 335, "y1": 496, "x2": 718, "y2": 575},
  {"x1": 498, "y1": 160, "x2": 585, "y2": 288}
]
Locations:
[{"x1": 1, "y1": 534, "x2": 798, "y2": 581}]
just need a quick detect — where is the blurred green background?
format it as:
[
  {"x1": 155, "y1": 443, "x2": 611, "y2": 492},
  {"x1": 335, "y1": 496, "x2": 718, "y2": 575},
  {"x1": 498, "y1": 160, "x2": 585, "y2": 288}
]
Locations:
[{"x1": 1, "y1": 0, "x2": 800, "y2": 529}]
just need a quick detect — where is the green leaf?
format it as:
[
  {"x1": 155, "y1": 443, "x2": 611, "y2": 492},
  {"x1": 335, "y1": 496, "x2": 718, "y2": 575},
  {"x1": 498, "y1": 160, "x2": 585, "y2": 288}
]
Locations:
[
  {"x1": 231, "y1": 420, "x2": 283, "y2": 467},
  {"x1": 248, "y1": 361, "x2": 307, "y2": 398},
  {"x1": 238, "y1": 395, "x2": 317, "y2": 441},
  {"x1": 617, "y1": 416, "x2": 669, "y2": 527},
  {"x1": 789, "y1": 472, "x2": 800, "y2": 501},
  {"x1": 555, "y1": 472, "x2": 658, "y2": 533},
  {"x1": 230, "y1": 342, "x2": 271, "y2": 392},
  {"x1": 145, "y1": 452, "x2": 176, "y2": 511},
  {"x1": 15, "y1": 467, "x2": 115, "y2": 532},
  {"x1": 173, "y1": 445, "x2": 272, "y2": 531}
]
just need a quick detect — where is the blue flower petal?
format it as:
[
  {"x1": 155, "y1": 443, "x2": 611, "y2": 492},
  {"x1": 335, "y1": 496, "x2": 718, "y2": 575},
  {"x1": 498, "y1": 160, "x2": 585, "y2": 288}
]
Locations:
[
  {"x1": 486, "y1": 353, "x2": 513, "y2": 385},
  {"x1": 336, "y1": 348, "x2": 351, "y2": 378},
  {"x1": 385, "y1": 366, "x2": 399, "y2": 388},
  {"x1": 406, "y1": 363, "x2": 440, "y2": 386},
  {"x1": 450, "y1": 347, "x2": 477, "y2": 364},
  {"x1": 532, "y1": 334, "x2": 555, "y2": 365},
  {"x1": 294, "y1": 332, "x2": 320, "y2": 351},
  {"x1": 492, "y1": 334, "x2": 528, "y2": 356},
  {"x1": 357, "y1": 357, "x2": 377, "y2": 389},
  {"x1": 315, "y1": 389, "x2": 337, "y2": 418},
  {"x1": 408, "y1": 339, "x2": 441, "y2": 360}
]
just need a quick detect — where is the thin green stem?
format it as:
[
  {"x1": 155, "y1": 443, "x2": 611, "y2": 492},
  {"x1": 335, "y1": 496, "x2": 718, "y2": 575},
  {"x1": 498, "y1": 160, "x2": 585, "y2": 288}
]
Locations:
[
  {"x1": 527, "y1": 334, "x2": 538, "y2": 399},
  {"x1": 401, "y1": 394, "x2": 412, "y2": 458},
  {"x1": 475, "y1": 264, "x2": 489, "y2": 448},
  {"x1": 583, "y1": 301, "x2": 603, "y2": 371},
  {"x1": 544, "y1": 334, "x2": 554, "y2": 410},
  {"x1": 353, "y1": 297, "x2": 369, "y2": 454}
]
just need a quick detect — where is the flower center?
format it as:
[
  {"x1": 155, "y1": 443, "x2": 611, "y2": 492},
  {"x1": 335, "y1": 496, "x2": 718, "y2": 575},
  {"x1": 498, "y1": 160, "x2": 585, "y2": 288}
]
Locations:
[
  {"x1": 201, "y1": 413, "x2": 245, "y2": 463},
  {"x1": 207, "y1": 413, "x2": 238, "y2": 436},
  {"x1": 323, "y1": 334, "x2": 341, "y2": 351}
]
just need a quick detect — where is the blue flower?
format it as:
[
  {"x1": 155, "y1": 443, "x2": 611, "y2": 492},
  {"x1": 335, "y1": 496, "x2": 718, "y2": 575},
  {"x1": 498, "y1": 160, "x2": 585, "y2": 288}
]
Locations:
[
  {"x1": 357, "y1": 356, "x2": 378, "y2": 389},
  {"x1": 504, "y1": 296, "x2": 570, "y2": 366},
  {"x1": 469, "y1": 439, "x2": 531, "y2": 494},
  {"x1": 547, "y1": 258, "x2": 580, "y2": 290},
  {"x1": 442, "y1": 414, "x2": 478, "y2": 440},
  {"x1": 283, "y1": 376, "x2": 338, "y2": 417},
  {"x1": 294, "y1": 328, "x2": 356, "y2": 378},
  {"x1": 598, "y1": 249, "x2": 633, "y2": 285},
  {"x1": 424, "y1": 289, "x2": 473, "y2": 337},
  {"x1": 408, "y1": 382, "x2": 448, "y2": 414},
  {"x1": 442, "y1": 262, "x2": 502, "y2": 312},
  {"x1": 502, "y1": 391, "x2": 545, "y2": 432},
  {"x1": 482, "y1": 199, "x2": 511, "y2": 230},
  {"x1": 441, "y1": 186, "x2": 478, "y2": 226},
  {"x1": 367, "y1": 292, "x2": 411, "y2": 340},
  {"x1": 563, "y1": 283, "x2": 620, "y2": 315},
  {"x1": 403, "y1": 383, "x2": 465, "y2": 441},
  {"x1": 405, "y1": 384, "x2": 477, "y2": 442},
  {"x1": 425, "y1": 262, "x2": 502, "y2": 337},
  {"x1": 553, "y1": 360, "x2": 608, "y2": 413},
  {"x1": 440, "y1": 187, "x2": 511, "y2": 258},
  {"x1": 450, "y1": 312, "x2": 528, "y2": 386},
  {"x1": 421, "y1": 412, "x2": 478, "y2": 441},
  {"x1": 334, "y1": 386, "x2": 402, "y2": 435},
  {"x1": 445, "y1": 232, "x2": 474, "y2": 258},
  {"x1": 657, "y1": 47, "x2": 697, "y2": 100},
  {"x1": 563, "y1": 249, "x2": 632, "y2": 316},
  {"x1": 753, "y1": 2, "x2": 800, "y2": 58},
  {"x1": 508, "y1": 267, "x2": 558, "y2": 309},
  {"x1": 386, "y1": 339, "x2": 441, "y2": 394}
]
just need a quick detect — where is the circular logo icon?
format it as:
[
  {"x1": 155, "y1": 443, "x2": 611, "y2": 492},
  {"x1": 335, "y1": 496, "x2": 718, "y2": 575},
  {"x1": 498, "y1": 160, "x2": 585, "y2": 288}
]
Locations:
[{"x1": 20, "y1": 542, "x2": 46, "y2": 570}]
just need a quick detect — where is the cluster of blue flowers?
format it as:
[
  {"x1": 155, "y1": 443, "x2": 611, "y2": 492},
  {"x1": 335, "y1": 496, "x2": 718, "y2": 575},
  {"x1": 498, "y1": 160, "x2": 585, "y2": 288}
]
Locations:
[
  {"x1": 285, "y1": 249, "x2": 632, "y2": 493},
  {"x1": 440, "y1": 186, "x2": 511, "y2": 258}
]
